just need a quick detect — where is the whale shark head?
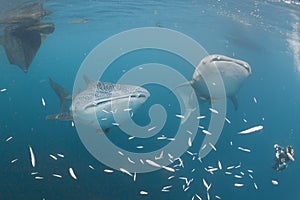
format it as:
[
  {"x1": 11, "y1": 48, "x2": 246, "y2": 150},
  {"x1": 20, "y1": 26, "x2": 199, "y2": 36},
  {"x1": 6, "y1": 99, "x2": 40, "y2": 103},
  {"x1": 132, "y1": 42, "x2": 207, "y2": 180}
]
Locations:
[
  {"x1": 71, "y1": 82, "x2": 150, "y2": 127},
  {"x1": 204, "y1": 54, "x2": 251, "y2": 75},
  {"x1": 192, "y1": 54, "x2": 251, "y2": 100},
  {"x1": 175, "y1": 54, "x2": 251, "y2": 124}
]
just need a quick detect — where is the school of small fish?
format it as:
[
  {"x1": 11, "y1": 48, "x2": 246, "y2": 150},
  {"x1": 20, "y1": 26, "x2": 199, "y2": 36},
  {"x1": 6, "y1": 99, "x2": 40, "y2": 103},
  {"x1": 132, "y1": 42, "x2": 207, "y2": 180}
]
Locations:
[{"x1": 3, "y1": 94, "x2": 280, "y2": 200}]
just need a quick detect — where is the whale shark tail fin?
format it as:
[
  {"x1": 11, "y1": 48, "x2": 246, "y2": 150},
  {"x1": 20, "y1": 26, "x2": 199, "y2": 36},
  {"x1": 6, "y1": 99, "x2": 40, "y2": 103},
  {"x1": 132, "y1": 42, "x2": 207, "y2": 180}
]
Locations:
[
  {"x1": 229, "y1": 95, "x2": 238, "y2": 110},
  {"x1": 46, "y1": 78, "x2": 73, "y2": 121}
]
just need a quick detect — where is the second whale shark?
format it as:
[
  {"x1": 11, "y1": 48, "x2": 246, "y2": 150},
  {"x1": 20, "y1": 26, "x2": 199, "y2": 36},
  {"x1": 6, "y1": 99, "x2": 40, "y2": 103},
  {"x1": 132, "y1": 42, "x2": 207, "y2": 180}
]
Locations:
[
  {"x1": 191, "y1": 54, "x2": 251, "y2": 109},
  {"x1": 177, "y1": 54, "x2": 252, "y2": 122}
]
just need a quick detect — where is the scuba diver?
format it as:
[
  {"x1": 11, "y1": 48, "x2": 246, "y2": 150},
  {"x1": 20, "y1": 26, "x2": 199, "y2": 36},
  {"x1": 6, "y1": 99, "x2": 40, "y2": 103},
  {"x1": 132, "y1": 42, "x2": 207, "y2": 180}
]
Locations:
[{"x1": 273, "y1": 144, "x2": 295, "y2": 171}]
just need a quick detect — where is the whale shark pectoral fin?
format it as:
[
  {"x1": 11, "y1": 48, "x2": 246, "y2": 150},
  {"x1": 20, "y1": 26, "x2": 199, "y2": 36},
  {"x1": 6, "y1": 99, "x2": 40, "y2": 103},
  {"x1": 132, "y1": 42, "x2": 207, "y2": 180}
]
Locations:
[
  {"x1": 46, "y1": 112, "x2": 73, "y2": 121},
  {"x1": 83, "y1": 75, "x2": 93, "y2": 87},
  {"x1": 175, "y1": 81, "x2": 192, "y2": 90},
  {"x1": 180, "y1": 90, "x2": 197, "y2": 124},
  {"x1": 175, "y1": 81, "x2": 197, "y2": 124},
  {"x1": 230, "y1": 95, "x2": 238, "y2": 110},
  {"x1": 181, "y1": 106, "x2": 196, "y2": 124}
]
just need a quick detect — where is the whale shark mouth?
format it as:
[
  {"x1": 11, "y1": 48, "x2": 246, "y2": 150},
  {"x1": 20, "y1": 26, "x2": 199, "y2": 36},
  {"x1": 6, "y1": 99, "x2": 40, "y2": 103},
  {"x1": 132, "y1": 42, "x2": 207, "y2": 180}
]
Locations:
[
  {"x1": 210, "y1": 56, "x2": 252, "y2": 74},
  {"x1": 83, "y1": 93, "x2": 149, "y2": 110}
]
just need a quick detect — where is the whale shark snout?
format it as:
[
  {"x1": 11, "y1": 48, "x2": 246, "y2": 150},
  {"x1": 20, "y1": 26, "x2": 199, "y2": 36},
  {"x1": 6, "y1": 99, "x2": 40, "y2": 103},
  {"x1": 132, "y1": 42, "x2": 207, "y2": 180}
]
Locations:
[
  {"x1": 193, "y1": 54, "x2": 252, "y2": 104},
  {"x1": 206, "y1": 54, "x2": 252, "y2": 75}
]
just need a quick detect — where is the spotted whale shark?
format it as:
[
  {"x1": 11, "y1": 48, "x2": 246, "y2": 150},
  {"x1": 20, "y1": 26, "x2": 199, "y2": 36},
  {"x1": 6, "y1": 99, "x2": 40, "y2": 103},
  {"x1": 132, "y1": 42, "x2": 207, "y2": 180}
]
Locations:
[{"x1": 46, "y1": 78, "x2": 150, "y2": 132}]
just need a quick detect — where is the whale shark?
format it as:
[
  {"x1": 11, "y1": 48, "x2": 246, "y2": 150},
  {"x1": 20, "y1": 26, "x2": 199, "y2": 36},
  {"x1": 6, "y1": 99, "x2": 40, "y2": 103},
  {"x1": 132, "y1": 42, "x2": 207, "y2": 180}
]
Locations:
[
  {"x1": 177, "y1": 54, "x2": 251, "y2": 121},
  {"x1": 191, "y1": 54, "x2": 251, "y2": 108},
  {"x1": 46, "y1": 78, "x2": 150, "y2": 132}
]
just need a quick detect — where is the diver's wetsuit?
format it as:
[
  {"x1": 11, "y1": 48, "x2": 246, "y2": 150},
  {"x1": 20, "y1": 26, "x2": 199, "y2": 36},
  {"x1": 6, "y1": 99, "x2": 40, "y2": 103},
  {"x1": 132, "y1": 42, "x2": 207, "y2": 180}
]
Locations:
[{"x1": 273, "y1": 146, "x2": 289, "y2": 171}]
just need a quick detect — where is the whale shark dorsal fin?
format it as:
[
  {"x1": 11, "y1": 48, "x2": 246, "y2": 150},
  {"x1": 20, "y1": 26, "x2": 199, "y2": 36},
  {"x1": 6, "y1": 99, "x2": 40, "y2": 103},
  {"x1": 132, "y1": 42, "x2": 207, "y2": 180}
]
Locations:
[
  {"x1": 83, "y1": 75, "x2": 93, "y2": 87},
  {"x1": 230, "y1": 95, "x2": 238, "y2": 110}
]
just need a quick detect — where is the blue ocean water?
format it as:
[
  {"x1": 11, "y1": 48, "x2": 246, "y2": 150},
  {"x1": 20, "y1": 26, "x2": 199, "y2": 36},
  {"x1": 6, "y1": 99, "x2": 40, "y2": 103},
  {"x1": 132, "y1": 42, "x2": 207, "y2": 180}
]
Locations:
[{"x1": 0, "y1": 0, "x2": 300, "y2": 199}]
